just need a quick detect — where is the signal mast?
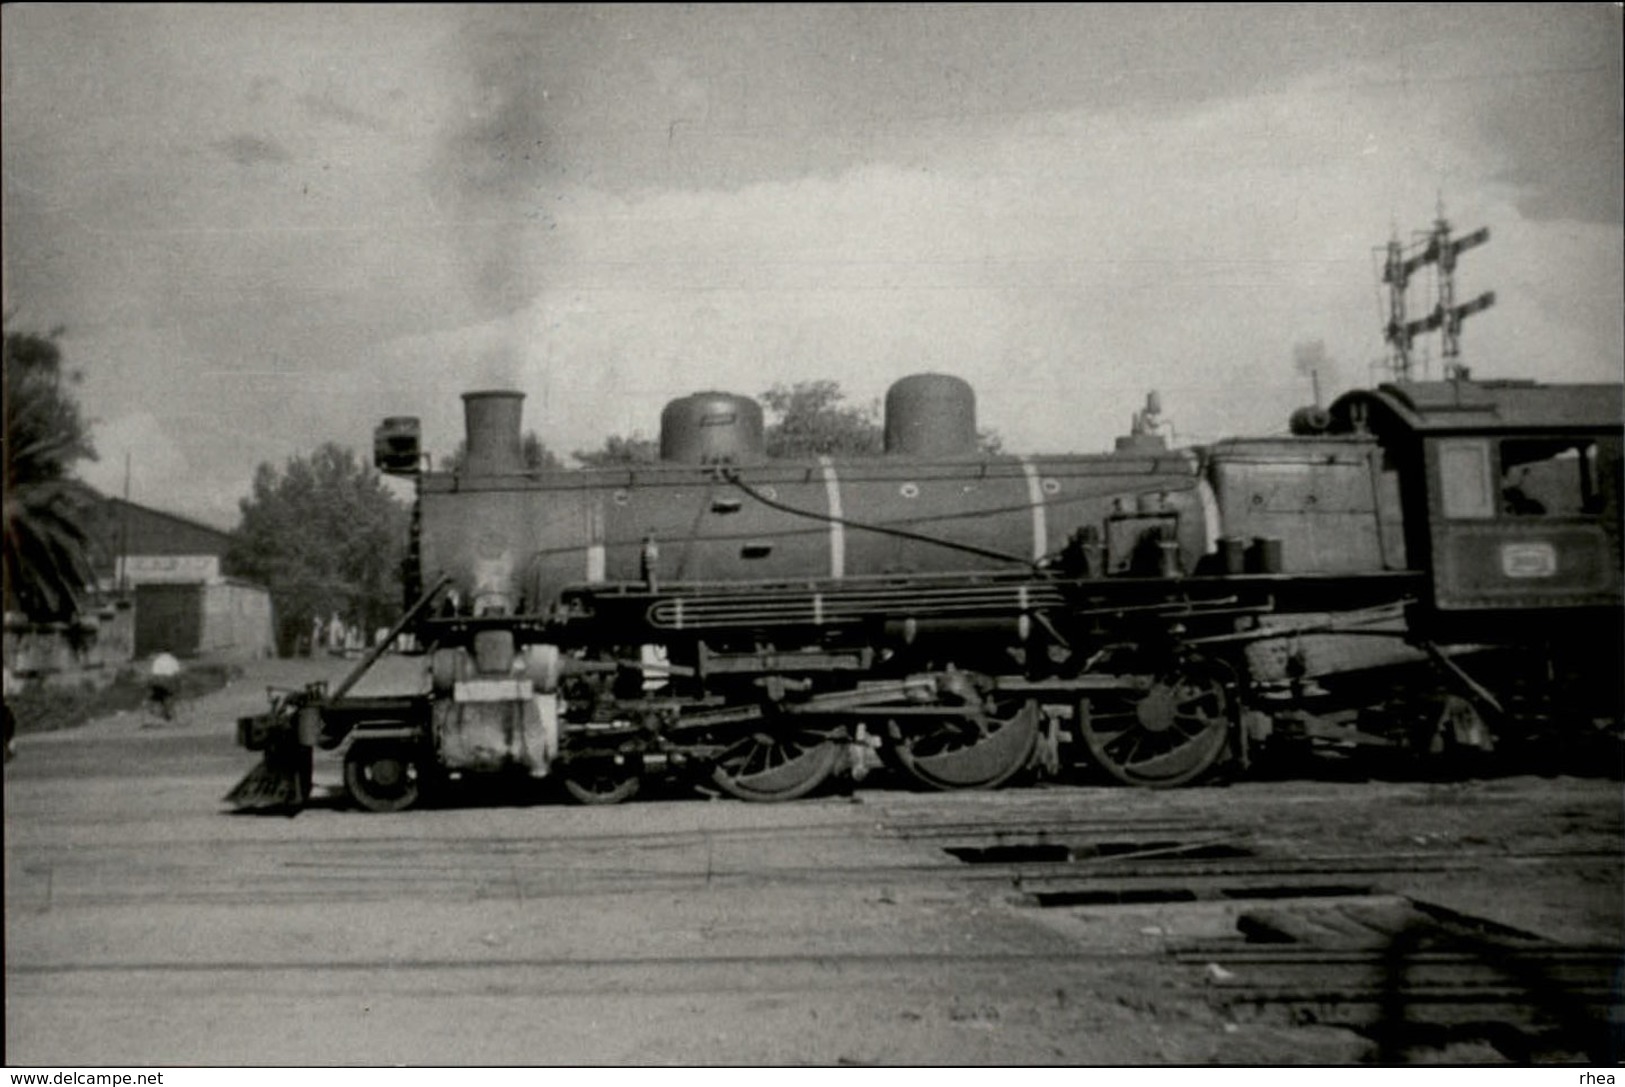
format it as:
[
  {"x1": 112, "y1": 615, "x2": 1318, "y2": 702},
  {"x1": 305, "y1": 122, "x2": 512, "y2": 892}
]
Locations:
[{"x1": 1381, "y1": 199, "x2": 1496, "y2": 382}]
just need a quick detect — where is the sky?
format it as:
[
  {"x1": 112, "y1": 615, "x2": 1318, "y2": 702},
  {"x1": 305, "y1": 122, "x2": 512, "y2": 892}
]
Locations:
[{"x1": 3, "y1": 3, "x2": 1621, "y2": 529}]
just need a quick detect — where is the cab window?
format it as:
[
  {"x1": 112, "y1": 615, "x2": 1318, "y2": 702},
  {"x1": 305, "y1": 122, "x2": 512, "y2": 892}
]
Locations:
[
  {"x1": 1499, "y1": 439, "x2": 1600, "y2": 518},
  {"x1": 1437, "y1": 440, "x2": 1495, "y2": 520}
]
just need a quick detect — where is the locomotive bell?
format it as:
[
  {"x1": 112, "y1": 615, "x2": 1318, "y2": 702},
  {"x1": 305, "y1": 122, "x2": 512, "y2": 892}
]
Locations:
[
  {"x1": 1289, "y1": 406, "x2": 1333, "y2": 435},
  {"x1": 885, "y1": 373, "x2": 977, "y2": 456},
  {"x1": 462, "y1": 390, "x2": 525, "y2": 475},
  {"x1": 659, "y1": 392, "x2": 766, "y2": 465}
]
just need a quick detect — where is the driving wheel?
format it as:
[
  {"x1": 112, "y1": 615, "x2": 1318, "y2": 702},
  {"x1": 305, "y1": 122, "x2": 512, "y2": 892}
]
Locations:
[
  {"x1": 562, "y1": 757, "x2": 643, "y2": 805},
  {"x1": 710, "y1": 727, "x2": 840, "y2": 802},
  {"x1": 1079, "y1": 664, "x2": 1232, "y2": 787},
  {"x1": 890, "y1": 699, "x2": 1040, "y2": 791}
]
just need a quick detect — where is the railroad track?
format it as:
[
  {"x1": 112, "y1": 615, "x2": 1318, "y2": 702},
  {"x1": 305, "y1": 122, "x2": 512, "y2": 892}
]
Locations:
[
  {"x1": 1172, "y1": 905, "x2": 1621, "y2": 1063},
  {"x1": 8, "y1": 774, "x2": 1619, "y2": 1065},
  {"x1": 888, "y1": 808, "x2": 1622, "y2": 1064}
]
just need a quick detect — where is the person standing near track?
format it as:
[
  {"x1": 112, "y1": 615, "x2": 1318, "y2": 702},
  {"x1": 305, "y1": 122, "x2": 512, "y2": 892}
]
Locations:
[{"x1": 148, "y1": 651, "x2": 182, "y2": 722}]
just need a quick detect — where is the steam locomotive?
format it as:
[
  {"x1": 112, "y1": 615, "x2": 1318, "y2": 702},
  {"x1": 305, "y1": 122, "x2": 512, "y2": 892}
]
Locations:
[{"x1": 230, "y1": 370, "x2": 1622, "y2": 811}]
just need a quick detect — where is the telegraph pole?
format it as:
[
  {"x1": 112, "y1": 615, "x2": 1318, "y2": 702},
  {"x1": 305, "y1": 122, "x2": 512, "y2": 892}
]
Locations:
[
  {"x1": 1380, "y1": 200, "x2": 1495, "y2": 382},
  {"x1": 120, "y1": 451, "x2": 132, "y2": 595}
]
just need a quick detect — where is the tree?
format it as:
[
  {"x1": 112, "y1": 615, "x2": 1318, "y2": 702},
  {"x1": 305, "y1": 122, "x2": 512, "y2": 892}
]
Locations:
[
  {"x1": 760, "y1": 380, "x2": 883, "y2": 458},
  {"x1": 228, "y1": 443, "x2": 408, "y2": 656},
  {"x1": 758, "y1": 379, "x2": 1003, "y2": 457},
  {"x1": 573, "y1": 433, "x2": 659, "y2": 467},
  {"x1": 2, "y1": 327, "x2": 99, "y2": 621},
  {"x1": 439, "y1": 431, "x2": 563, "y2": 472},
  {"x1": 520, "y1": 433, "x2": 562, "y2": 470},
  {"x1": 565, "y1": 382, "x2": 1003, "y2": 466}
]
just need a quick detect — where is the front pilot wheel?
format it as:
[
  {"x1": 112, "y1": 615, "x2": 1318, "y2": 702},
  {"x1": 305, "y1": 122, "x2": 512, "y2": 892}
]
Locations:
[{"x1": 343, "y1": 741, "x2": 424, "y2": 812}]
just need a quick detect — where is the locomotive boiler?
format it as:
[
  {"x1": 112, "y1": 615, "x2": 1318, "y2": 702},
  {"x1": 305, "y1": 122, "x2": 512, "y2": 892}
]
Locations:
[{"x1": 230, "y1": 371, "x2": 1623, "y2": 812}]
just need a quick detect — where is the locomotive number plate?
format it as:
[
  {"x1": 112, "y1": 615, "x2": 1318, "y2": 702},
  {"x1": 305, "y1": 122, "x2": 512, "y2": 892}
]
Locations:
[{"x1": 1500, "y1": 541, "x2": 1557, "y2": 579}]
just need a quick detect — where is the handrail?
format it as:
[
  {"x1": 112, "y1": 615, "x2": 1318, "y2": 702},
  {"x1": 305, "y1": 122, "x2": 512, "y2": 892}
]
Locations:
[{"x1": 327, "y1": 574, "x2": 452, "y2": 704}]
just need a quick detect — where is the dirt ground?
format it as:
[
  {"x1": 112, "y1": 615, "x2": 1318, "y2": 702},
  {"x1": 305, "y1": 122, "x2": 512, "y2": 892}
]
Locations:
[{"x1": 4, "y1": 654, "x2": 1621, "y2": 1067}]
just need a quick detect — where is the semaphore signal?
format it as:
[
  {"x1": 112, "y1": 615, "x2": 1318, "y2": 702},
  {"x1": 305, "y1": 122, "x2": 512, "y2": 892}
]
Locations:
[{"x1": 1381, "y1": 199, "x2": 1496, "y2": 382}]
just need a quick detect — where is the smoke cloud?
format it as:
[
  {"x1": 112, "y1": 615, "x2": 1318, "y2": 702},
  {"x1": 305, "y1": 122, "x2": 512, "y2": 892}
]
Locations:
[{"x1": 430, "y1": 9, "x2": 566, "y2": 385}]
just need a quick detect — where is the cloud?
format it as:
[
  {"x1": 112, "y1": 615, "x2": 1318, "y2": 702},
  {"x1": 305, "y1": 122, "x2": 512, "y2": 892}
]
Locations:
[
  {"x1": 6, "y1": 5, "x2": 1619, "y2": 532},
  {"x1": 74, "y1": 411, "x2": 241, "y2": 527},
  {"x1": 216, "y1": 134, "x2": 293, "y2": 167},
  {"x1": 297, "y1": 93, "x2": 388, "y2": 134},
  {"x1": 361, "y1": 59, "x2": 1619, "y2": 468},
  {"x1": 1472, "y1": 10, "x2": 1622, "y2": 224}
]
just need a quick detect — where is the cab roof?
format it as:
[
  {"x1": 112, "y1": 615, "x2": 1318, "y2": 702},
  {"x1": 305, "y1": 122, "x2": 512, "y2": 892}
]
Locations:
[{"x1": 1329, "y1": 379, "x2": 1623, "y2": 437}]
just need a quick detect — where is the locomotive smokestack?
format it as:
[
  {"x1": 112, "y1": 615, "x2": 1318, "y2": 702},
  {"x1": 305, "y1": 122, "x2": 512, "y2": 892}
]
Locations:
[{"x1": 462, "y1": 390, "x2": 525, "y2": 475}]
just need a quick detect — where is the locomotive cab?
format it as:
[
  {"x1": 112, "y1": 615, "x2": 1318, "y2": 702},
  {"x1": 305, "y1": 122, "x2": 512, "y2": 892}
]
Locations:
[
  {"x1": 1329, "y1": 380, "x2": 1623, "y2": 635},
  {"x1": 1328, "y1": 380, "x2": 1623, "y2": 727}
]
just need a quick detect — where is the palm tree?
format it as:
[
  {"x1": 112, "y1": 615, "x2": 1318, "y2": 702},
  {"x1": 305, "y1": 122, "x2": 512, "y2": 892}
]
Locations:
[{"x1": 3, "y1": 329, "x2": 98, "y2": 621}]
